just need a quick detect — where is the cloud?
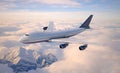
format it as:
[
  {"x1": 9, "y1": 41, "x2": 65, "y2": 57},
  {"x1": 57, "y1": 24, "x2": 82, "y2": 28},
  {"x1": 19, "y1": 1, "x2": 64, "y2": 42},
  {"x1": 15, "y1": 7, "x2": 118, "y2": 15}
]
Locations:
[
  {"x1": 0, "y1": 64, "x2": 13, "y2": 73},
  {"x1": 28, "y1": 0, "x2": 80, "y2": 7},
  {"x1": 0, "y1": 0, "x2": 81, "y2": 11},
  {"x1": 0, "y1": 0, "x2": 16, "y2": 11},
  {"x1": 0, "y1": 26, "x2": 20, "y2": 36}
]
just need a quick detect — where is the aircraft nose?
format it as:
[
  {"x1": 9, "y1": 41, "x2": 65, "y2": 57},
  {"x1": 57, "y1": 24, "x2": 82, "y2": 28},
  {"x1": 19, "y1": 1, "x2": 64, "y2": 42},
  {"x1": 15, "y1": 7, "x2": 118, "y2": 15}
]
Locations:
[
  {"x1": 19, "y1": 38, "x2": 25, "y2": 43},
  {"x1": 19, "y1": 37, "x2": 28, "y2": 43}
]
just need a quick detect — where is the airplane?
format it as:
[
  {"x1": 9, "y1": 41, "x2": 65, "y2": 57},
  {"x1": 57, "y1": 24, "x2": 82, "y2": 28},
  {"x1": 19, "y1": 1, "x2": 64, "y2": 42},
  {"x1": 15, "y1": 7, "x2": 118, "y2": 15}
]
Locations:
[{"x1": 20, "y1": 15, "x2": 93, "y2": 50}]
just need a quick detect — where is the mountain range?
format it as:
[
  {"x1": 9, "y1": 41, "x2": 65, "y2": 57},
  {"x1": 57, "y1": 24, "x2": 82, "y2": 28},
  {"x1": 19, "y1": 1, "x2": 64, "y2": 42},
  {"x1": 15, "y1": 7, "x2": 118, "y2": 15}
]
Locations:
[{"x1": 0, "y1": 47, "x2": 57, "y2": 73}]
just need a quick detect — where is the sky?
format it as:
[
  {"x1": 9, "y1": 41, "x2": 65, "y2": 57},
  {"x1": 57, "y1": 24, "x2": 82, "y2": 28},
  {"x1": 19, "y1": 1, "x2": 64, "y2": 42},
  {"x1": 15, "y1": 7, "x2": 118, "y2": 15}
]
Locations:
[
  {"x1": 0, "y1": 0, "x2": 120, "y2": 73},
  {"x1": 0, "y1": 0, "x2": 120, "y2": 25},
  {"x1": 0, "y1": 0, "x2": 120, "y2": 12}
]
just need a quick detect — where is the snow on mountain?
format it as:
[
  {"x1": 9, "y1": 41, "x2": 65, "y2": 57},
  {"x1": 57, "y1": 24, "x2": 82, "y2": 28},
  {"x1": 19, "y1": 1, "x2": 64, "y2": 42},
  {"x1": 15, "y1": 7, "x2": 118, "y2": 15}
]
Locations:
[{"x1": 0, "y1": 47, "x2": 57, "y2": 73}]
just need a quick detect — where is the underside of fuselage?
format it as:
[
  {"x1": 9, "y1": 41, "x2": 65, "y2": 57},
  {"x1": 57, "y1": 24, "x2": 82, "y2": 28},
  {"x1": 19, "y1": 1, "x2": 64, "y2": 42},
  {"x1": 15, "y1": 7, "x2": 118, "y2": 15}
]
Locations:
[{"x1": 22, "y1": 33, "x2": 77, "y2": 44}]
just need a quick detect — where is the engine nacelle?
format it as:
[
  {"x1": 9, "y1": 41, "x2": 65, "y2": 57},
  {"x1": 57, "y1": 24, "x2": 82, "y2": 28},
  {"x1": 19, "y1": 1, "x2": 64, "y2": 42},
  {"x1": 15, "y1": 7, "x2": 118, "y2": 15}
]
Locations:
[
  {"x1": 59, "y1": 43, "x2": 69, "y2": 49},
  {"x1": 43, "y1": 26, "x2": 48, "y2": 31},
  {"x1": 79, "y1": 44, "x2": 88, "y2": 50}
]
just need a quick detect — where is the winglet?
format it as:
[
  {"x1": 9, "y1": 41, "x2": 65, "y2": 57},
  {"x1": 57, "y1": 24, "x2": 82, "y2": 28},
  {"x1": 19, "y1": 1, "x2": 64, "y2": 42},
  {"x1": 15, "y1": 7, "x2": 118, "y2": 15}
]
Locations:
[{"x1": 80, "y1": 15, "x2": 93, "y2": 29}]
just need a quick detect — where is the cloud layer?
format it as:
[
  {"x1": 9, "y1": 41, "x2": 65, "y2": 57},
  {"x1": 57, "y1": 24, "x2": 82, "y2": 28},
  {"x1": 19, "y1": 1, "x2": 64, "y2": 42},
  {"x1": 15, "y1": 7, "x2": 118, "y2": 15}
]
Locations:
[
  {"x1": 29, "y1": 0, "x2": 80, "y2": 6},
  {"x1": 0, "y1": 12, "x2": 120, "y2": 73},
  {"x1": 0, "y1": 0, "x2": 80, "y2": 11}
]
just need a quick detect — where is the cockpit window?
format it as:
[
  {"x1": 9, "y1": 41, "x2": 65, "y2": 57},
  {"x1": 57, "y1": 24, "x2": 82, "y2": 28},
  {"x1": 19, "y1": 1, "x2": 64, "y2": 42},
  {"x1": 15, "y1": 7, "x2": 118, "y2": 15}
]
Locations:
[{"x1": 25, "y1": 34, "x2": 29, "y2": 36}]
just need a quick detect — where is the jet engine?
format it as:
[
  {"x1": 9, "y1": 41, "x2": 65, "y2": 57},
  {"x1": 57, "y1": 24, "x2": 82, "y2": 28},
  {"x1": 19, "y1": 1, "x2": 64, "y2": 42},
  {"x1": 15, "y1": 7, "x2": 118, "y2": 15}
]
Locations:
[
  {"x1": 79, "y1": 44, "x2": 88, "y2": 50},
  {"x1": 59, "y1": 43, "x2": 69, "y2": 49},
  {"x1": 43, "y1": 26, "x2": 48, "y2": 31}
]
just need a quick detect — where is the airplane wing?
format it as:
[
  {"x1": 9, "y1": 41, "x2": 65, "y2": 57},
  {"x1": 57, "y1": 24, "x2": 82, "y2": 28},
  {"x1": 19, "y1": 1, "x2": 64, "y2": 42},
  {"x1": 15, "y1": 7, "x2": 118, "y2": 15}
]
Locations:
[
  {"x1": 45, "y1": 40, "x2": 88, "y2": 50},
  {"x1": 48, "y1": 40, "x2": 85, "y2": 44}
]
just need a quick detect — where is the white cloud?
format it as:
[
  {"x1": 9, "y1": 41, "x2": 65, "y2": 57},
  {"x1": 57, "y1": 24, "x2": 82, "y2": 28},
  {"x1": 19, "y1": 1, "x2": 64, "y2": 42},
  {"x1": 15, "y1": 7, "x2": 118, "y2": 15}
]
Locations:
[
  {"x1": 0, "y1": 64, "x2": 13, "y2": 73},
  {"x1": 28, "y1": 0, "x2": 80, "y2": 7},
  {"x1": 0, "y1": 1, "x2": 16, "y2": 11},
  {"x1": 0, "y1": 0, "x2": 81, "y2": 11}
]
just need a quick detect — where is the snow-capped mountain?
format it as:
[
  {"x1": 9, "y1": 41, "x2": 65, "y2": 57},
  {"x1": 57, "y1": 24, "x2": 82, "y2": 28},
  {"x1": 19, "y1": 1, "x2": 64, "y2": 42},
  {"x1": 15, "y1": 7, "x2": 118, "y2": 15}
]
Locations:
[{"x1": 0, "y1": 47, "x2": 57, "y2": 73}]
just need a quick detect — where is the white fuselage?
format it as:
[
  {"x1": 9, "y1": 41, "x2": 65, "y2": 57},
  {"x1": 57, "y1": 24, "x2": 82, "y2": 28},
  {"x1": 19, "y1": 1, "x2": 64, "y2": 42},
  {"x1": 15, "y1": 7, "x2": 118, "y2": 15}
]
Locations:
[
  {"x1": 20, "y1": 15, "x2": 93, "y2": 44},
  {"x1": 20, "y1": 28, "x2": 85, "y2": 44}
]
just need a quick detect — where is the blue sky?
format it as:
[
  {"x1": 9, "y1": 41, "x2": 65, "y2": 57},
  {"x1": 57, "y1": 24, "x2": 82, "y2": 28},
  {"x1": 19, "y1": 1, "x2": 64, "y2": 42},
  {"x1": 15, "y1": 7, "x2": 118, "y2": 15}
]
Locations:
[
  {"x1": 0, "y1": 0, "x2": 120, "y2": 26},
  {"x1": 0, "y1": 0, "x2": 120, "y2": 12}
]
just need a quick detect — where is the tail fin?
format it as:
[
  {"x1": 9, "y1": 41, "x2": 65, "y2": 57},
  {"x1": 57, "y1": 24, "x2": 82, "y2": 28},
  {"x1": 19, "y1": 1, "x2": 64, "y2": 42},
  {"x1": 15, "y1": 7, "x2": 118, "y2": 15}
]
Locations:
[{"x1": 80, "y1": 15, "x2": 93, "y2": 29}]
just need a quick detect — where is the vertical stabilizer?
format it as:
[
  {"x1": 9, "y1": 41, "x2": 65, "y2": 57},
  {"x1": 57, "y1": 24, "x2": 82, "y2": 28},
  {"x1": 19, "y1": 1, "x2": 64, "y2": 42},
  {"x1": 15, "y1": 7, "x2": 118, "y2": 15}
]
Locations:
[{"x1": 80, "y1": 15, "x2": 93, "y2": 29}]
